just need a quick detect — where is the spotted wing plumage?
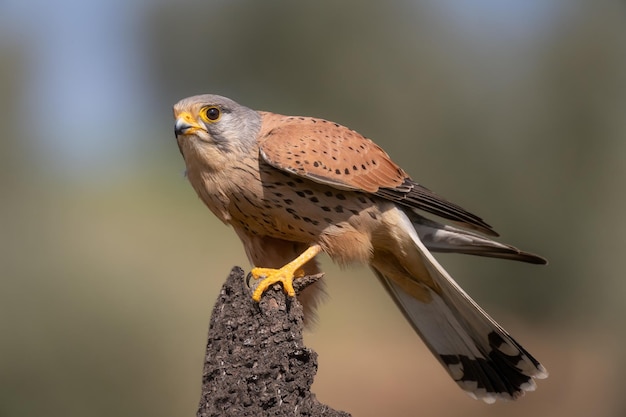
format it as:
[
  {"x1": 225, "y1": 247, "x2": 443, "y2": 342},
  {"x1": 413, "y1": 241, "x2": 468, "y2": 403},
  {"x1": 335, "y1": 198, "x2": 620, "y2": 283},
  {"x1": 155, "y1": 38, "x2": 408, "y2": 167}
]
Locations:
[{"x1": 257, "y1": 112, "x2": 496, "y2": 236}]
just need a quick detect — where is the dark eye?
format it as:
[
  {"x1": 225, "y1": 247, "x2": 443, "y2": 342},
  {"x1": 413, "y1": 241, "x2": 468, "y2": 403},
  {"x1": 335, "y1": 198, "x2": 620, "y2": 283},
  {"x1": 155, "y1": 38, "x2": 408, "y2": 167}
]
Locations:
[
  {"x1": 201, "y1": 106, "x2": 221, "y2": 122},
  {"x1": 207, "y1": 107, "x2": 220, "y2": 120}
]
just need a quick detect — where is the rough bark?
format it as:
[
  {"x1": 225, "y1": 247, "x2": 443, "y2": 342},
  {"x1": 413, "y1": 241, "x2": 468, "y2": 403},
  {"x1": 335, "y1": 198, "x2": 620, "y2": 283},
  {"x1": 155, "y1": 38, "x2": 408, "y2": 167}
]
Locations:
[{"x1": 197, "y1": 266, "x2": 351, "y2": 417}]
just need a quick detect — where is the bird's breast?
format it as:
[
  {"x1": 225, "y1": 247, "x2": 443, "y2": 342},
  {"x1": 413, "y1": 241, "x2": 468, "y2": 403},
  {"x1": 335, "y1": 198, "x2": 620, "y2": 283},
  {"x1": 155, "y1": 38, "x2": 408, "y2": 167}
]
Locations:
[{"x1": 187, "y1": 152, "x2": 386, "y2": 264}]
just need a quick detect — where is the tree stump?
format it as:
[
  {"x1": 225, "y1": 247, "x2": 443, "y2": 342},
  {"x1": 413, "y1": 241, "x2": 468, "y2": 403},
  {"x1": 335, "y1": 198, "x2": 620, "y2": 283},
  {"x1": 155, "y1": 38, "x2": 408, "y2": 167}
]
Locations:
[{"x1": 197, "y1": 266, "x2": 351, "y2": 417}]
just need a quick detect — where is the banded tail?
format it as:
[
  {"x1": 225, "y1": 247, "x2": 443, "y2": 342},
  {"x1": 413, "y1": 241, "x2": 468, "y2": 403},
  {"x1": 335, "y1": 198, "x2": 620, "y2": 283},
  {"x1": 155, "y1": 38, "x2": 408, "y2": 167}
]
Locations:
[{"x1": 372, "y1": 210, "x2": 547, "y2": 403}]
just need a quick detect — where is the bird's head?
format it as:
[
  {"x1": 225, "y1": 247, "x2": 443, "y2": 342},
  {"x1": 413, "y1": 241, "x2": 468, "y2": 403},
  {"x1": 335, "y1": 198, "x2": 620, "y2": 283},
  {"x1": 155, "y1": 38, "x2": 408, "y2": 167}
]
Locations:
[{"x1": 173, "y1": 94, "x2": 262, "y2": 168}]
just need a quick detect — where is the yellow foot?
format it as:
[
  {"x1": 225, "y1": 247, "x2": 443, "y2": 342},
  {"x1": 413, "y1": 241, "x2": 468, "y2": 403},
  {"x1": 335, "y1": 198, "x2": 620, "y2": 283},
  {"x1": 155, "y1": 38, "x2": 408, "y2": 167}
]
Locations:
[
  {"x1": 250, "y1": 245, "x2": 322, "y2": 302},
  {"x1": 250, "y1": 266, "x2": 297, "y2": 301}
]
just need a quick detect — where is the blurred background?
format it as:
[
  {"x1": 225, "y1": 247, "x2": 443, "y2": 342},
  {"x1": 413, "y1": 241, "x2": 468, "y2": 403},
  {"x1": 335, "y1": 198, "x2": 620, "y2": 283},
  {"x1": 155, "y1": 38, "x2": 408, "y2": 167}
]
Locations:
[{"x1": 1, "y1": 0, "x2": 625, "y2": 416}]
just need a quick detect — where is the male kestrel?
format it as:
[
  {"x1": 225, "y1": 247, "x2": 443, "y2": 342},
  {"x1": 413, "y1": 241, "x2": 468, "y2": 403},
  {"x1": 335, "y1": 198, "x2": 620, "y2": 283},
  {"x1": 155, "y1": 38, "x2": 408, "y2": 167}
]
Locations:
[{"x1": 173, "y1": 94, "x2": 548, "y2": 403}]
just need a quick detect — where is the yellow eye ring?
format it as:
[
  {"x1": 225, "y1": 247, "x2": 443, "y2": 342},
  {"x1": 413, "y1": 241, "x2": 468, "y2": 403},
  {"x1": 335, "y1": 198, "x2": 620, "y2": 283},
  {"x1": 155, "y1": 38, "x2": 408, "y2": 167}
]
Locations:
[{"x1": 200, "y1": 106, "x2": 221, "y2": 123}]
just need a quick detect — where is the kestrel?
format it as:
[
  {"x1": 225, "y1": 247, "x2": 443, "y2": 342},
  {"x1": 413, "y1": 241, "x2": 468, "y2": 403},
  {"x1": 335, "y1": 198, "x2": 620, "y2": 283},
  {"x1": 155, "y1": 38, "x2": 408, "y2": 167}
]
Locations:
[{"x1": 173, "y1": 94, "x2": 548, "y2": 403}]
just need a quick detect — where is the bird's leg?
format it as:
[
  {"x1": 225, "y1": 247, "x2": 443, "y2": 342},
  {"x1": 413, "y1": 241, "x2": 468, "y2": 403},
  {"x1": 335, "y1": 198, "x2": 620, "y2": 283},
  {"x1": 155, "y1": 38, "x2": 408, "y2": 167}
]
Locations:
[{"x1": 250, "y1": 244, "x2": 322, "y2": 301}]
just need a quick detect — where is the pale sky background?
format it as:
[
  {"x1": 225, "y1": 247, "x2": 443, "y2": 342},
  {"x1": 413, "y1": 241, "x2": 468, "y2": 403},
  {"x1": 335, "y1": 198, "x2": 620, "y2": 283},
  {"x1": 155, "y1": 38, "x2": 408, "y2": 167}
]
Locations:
[{"x1": 1, "y1": 0, "x2": 564, "y2": 169}]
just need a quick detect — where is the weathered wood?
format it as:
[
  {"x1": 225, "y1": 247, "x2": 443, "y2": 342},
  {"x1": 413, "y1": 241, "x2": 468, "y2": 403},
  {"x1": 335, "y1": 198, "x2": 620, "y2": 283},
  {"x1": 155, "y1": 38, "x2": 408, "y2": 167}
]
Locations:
[{"x1": 197, "y1": 267, "x2": 351, "y2": 417}]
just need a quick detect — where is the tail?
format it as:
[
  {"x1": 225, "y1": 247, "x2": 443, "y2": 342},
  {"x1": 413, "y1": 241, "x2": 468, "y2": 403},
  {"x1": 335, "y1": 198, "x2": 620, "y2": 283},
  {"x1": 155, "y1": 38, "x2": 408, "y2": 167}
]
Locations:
[{"x1": 372, "y1": 210, "x2": 547, "y2": 403}]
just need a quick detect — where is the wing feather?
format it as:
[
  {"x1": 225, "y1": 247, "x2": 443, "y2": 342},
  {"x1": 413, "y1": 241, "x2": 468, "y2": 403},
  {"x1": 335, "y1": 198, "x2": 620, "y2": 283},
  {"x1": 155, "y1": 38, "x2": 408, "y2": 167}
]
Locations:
[{"x1": 257, "y1": 112, "x2": 496, "y2": 235}]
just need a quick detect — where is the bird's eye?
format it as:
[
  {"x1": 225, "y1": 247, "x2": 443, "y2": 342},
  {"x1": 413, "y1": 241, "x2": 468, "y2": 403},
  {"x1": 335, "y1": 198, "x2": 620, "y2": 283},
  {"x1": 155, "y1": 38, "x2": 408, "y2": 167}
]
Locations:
[{"x1": 201, "y1": 106, "x2": 221, "y2": 122}]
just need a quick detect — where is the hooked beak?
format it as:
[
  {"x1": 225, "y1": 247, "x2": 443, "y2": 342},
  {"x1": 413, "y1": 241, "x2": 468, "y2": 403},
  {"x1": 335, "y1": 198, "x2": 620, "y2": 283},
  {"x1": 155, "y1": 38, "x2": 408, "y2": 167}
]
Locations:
[{"x1": 174, "y1": 112, "x2": 203, "y2": 137}]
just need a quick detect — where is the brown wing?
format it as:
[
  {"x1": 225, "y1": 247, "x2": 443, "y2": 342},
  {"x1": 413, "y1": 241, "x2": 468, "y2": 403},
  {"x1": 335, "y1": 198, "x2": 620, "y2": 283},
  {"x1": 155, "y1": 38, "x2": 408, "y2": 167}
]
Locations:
[
  {"x1": 257, "y1": 112, "x2": 407, "y2": 192},
  {"x1": 257, "y1": 112, "x2": 497, "y2": 236}
]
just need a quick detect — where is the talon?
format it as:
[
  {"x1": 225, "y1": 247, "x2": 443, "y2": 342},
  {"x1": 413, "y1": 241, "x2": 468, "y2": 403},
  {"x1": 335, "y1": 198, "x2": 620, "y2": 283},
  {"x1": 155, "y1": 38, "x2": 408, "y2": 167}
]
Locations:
[
  {"x1": 249, "y1": 245, "x2": 322, "y2": 302},
  {"x1": 250, "y1": 267, "x2": 275, "y2": 281},
  {"x1": 251, "y1": 266, "x2": 297, "y2": 302}
]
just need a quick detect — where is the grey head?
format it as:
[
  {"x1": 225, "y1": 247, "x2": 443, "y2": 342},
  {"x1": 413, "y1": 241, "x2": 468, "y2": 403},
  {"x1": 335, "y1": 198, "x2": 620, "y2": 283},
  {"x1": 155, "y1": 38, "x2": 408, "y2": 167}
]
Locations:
[{"x1": 173, "y1": 94, "x2": 262, "y2": 156}]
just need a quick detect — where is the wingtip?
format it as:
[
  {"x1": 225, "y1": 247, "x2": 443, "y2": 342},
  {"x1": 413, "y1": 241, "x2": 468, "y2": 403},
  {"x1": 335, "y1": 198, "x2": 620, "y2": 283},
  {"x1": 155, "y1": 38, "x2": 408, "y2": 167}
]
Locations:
[{"x1": 521, "y1": 252, "x2": 548, "y2": 265}]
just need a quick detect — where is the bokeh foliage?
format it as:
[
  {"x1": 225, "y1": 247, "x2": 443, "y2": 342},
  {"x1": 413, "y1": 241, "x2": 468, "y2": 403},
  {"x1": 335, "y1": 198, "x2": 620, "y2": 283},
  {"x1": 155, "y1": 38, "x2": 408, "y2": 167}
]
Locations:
[{"x1": 2, "y1": 1, "x2": 625, "y2": 416}]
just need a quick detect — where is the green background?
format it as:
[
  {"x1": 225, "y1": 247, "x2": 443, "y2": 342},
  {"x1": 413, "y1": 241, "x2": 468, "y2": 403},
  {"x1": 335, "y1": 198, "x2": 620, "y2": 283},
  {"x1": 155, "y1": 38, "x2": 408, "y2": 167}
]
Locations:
[{"x1": 2, "y1": 1, "x2": 625, "y2": 416}]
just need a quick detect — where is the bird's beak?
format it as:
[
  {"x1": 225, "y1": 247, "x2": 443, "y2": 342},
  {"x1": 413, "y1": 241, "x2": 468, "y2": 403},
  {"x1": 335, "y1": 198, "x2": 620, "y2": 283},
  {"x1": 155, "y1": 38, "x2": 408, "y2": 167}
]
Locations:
[{"x1": 174, "y1": 112, "x2": 203, "y2": 137}]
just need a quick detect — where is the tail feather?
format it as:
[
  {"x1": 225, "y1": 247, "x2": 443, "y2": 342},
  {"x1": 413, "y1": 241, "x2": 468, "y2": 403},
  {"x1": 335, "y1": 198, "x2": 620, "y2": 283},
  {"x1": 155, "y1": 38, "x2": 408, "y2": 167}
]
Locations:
[{"x1": 372, "y1": 210, "x2": 547, "y2": 403}]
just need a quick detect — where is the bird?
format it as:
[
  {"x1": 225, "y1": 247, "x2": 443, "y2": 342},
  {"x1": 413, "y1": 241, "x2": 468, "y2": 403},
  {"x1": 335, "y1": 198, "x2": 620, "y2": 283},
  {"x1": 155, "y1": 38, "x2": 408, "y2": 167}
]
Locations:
[{"x1": 173, "y1": 93, "x2": 548, "y2": 403}]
